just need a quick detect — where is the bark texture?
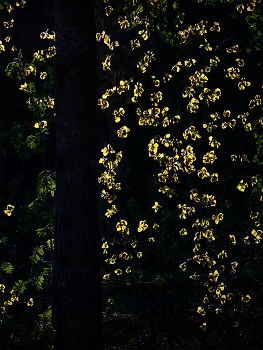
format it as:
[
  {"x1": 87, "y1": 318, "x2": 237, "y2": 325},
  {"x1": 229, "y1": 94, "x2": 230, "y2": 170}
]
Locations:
[{"x1": 52, "y1": 1, "x2": 103, "y2": 349}]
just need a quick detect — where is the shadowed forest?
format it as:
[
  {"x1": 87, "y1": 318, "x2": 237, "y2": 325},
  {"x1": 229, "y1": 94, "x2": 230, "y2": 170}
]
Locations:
[{"x1": 0, "y1": 0, "x2": 262, "y2": 349}]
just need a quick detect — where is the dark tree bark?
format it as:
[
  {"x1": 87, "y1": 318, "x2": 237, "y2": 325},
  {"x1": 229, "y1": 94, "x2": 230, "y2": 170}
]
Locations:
[{"x1": 52, "y1": 1, "x2": 103, "y2": 349}]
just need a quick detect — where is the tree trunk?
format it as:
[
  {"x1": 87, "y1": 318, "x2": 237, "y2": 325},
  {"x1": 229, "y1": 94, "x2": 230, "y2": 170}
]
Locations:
[{"x1": 52, "y1": 1, "x2": 103, "y2": 349}]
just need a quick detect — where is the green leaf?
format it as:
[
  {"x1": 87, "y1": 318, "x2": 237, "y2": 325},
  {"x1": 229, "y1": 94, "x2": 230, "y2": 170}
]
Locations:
[
  {"x1": 255, "y1": 41, "x2": 263, "y2": 50},
  {"x1": 36, "y1": 275, "x2": 44, "y2": 290},
  {"x1": 37, "y1": 246, "x2": 44, "y2": 256},
  {"x1": 136, "y1": 5, "x2": 143, "y2": 13},
  {"x1": 251, "y1": 13, "x2": 259, "y2": 20},
  {"x1": 38, "y1": 306, "x2": 52, "y2": 322},
  {"x1": 1, "y1": 261, "x2": 14, "y2": 274},
  {"x1": 28, "y1": 199, "x2": 41, "y2": 209},
  {"x1": 246, "y1": 47, "x2": 252, "y2": 54},
  {"x1": 30, "y1": 246, "x2": 44, "y2": 264},
  {"x1": 46, "y1": 239, "x2": 54, "y2": 250},
  {"x1": 173, "y1": 2, "x2": 179, "y2": 9},
  {"x1": 36, "y1": 224, "x2": 50, "y2": 237},
  {"x1": 32, "y1": 254, "x2": 40, "y2": 262},
  {"x1": 231, "y1": 13, "x2": 239, "y2": 19},
  {"x1": 26, "y1": 134, "x2": 40, "y2": 149},
  {"x1": 43, "y1": 267, "x2": 52, "y2": 274},
  {"x1": 37, "y1": 170, "x2": 56, "y2": 198},
  {"x1": 11, "y1": 280, "x2": 27, "y2": 296}
]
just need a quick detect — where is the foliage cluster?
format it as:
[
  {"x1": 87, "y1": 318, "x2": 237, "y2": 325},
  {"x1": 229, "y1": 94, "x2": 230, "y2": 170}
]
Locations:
[{"x1": 0, "y1": 0, "x2": 262, "y2": 349}]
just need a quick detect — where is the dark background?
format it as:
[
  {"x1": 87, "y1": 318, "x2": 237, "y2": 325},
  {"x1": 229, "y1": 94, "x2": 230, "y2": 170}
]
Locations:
[{"x1": 0, "y1": 1, "x2": 262, "y2": 349}]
